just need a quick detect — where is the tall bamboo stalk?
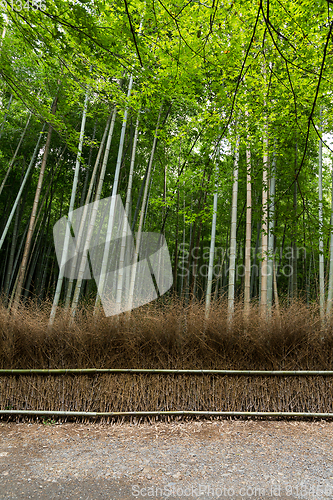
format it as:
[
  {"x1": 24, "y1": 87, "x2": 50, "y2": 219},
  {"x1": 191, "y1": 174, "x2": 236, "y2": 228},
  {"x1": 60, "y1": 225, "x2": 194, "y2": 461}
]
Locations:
[
  {"x1": 327, "y1": 161, "x2": 333, "y2": 317},
  {"x1": 180, "y1": 181, "x2": 186, "y2": 299},
  {"x1": 48, "y1": 92, "x2": 88, "y2": 324},
  {"x1": 244, "y1": 137, "x2": 252, "y2": 316},
  {"x1": 205, "y1": 158, "x2": 219, "y2": 318},
  {"x1": 64, "y1": 113, "x2": 111, "y2": 309},
  {"x1": 319, "y1": 109, "x2": 325, "y2": 321},
  {"x1": 12, "y1": 99, "x2": 57, "y2": 310},
  {"x1": 292, "y1": 140, "x2": 298, "y2": 299},
  {"x1": 115, "y1": 114, "x2": 140, "y2": 313},
  {"x1": 80, "y1": 121, "x2": 97, "y2": 207},
  {"x1": 127, "y1": 107, "x2": 162, "y2": 314},
  {"x1": 93, "y1": 76, "x2": 134, "y2": 314},
  {"x1": 0, "y1": 14, "x2": 8, "y2": 49},
  {"x1": 267, "y1": 152, "x2": 276, "y2": 310},
  {"x1": 173, "y1": 161, "x2": 180, "y2": 294},
  {"x1": 261, "y1": 121, "x2": 269, "y2": 317},
  {"x1": 3, "y1": 162, "x2": 25, "y2": 298},
  {"x1": 0, "y1": 94, "x2": 12, "y2": 139},
  {"x1": 0, "y1": 124, "x2": 46, "y2": 251},
  {"x1": 228, "y1": 138, "x2": 239, "y2": 320},
  {"x1": 69, "y1": 107, "x2": 118, "y2": 319},
  {"x1": 0, "y1": 111, "x2": 32, "y2": 198}
]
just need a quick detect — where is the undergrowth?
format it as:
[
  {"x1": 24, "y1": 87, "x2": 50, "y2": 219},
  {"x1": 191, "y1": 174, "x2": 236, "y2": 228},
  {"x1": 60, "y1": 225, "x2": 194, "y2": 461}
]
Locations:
[{"x1": 1, "y1": 295, "x2": 332, "y2": 370}]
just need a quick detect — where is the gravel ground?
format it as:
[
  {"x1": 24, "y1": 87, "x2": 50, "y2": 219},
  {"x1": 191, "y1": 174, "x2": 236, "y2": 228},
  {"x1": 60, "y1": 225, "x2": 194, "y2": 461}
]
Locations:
[{"x1": 0, "y1": 419, "x2": 333, "y2": 499}]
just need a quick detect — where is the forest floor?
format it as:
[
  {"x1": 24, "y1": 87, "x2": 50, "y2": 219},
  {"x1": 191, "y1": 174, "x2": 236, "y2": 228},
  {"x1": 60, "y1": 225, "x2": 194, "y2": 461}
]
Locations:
[{"x1": 0, "y1": 419, "x2": 332, "y2": 500}]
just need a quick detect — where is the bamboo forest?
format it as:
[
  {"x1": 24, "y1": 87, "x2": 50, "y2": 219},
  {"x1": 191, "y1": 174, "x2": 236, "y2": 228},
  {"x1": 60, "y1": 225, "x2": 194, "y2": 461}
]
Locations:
[{"x1": 2, "y1": 0, "x2": 333, "y2": 386}]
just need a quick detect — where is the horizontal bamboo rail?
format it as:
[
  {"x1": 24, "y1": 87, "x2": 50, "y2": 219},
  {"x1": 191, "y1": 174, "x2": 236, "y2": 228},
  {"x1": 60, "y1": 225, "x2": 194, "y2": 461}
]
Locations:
[
  {"x1": 1, "y1": 368, "x2": 333, "y2": 376},
  {"x1": 1, "y1": 410, "x2": 333, "y2": 418}
]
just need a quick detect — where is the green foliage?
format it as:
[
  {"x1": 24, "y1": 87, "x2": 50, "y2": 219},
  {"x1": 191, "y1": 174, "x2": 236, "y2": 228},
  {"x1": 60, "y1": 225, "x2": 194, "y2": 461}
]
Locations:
[{"x1": 1, "y1": 0, "x2": 333, "y2": 304}]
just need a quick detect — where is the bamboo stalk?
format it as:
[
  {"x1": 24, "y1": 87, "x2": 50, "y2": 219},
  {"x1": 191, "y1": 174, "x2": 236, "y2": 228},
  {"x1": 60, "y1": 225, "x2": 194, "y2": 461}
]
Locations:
[
  {"x1": 64, "y1": 112, "x2": 112, "y2": 310},
  {"x1": 49, "y1": 92, "x2": 89, "y2": 324},
  {"x1": 205, "y1": 157, "x2": 219, "y2": 318},
  {"x1": 319, "y1": 108, "x2": 325, "y2": 321},
  {"x1": 1, "y1": 409, "x2": 333, "y2": 418},
  {"x1": 228, "y1": 138, "x2": 239, "y2": 320},
  {"x1": 115, "y1": 114, "x2": 140, "y2": 312},
  {"x1": 1, "y1": 369, "x2": 333, "y2": 376},
  {"x1": 0, "y1": 124, "x2": 45, "y2": 251},
  {"x1": 244, "y1": 135, "x2": 252, "y2": 315},
  {"x1": 267, "y1": 152, "x2": 276, "y2": 310},
  {"x1": 327, "y1": 159, "x2": 333, "y2": 316},
  {"x1": 0, "y1": 110, "x2": 32, "y2": 198},
  {"x1": 127, "y1": 107, "x2": 163, "y2": 314},
  {"x1": 94, "y1": 76, "x2": 134, "y2": 312},
  {"x1": 261, "y1": 116, "x2": 269, "y2": 316},
  {"x1": 70, "y1": 108, "x2": 117, "y2": 320}
]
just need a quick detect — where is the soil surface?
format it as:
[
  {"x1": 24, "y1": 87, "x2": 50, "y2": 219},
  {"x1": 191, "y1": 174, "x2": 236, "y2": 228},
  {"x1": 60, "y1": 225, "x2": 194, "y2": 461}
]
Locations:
[{"x1": 0, "y1": 419, "x2": 332, "y2": 500}]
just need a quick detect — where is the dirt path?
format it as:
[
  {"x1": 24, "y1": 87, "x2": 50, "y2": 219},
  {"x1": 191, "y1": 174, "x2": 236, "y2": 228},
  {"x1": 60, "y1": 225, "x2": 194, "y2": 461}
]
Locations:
[{"x1": 0, "y1": 419, "x2": 332, "y2": 499}]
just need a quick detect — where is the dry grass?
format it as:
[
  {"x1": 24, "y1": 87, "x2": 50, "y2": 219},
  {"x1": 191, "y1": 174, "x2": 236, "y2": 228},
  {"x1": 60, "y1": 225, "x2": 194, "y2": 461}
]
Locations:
[
  {"x1": 1, "y1": 295, "x2": 332, "y2": 370},
  {"x1": 1, "y1": 296, "x2": 333, "y2": 416}
]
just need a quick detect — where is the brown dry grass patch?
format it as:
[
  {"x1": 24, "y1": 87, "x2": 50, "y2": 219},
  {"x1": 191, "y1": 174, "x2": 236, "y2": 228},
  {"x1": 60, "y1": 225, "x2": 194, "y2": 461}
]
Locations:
[{"x1": 1, "y1": 296, "x2": 332, "y2": 370}]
